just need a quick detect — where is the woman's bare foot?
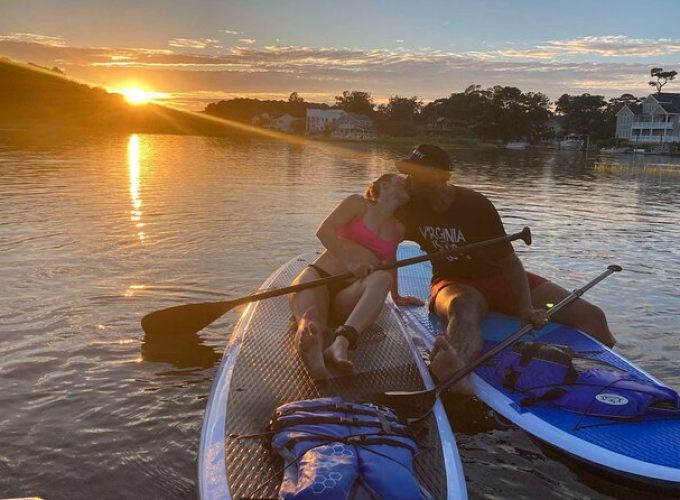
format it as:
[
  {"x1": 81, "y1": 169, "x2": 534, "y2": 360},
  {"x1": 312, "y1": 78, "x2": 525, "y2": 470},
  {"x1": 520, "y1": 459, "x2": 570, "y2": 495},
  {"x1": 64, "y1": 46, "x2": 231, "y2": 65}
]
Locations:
[
  {"x1": 296, "y1": 312, "x2": 329, "y2": 379},
  {"x1": 429, "y1": 336, "x2": 474, "y2": 396},
  {"x1": 323, "y1": 336, "x2": 354, "y2": 374}
]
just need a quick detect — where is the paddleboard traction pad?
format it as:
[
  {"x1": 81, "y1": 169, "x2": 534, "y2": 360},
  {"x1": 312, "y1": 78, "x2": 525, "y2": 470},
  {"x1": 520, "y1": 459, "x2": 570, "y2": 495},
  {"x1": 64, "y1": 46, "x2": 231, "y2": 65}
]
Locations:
[{"x1": 208, "y1": 254, "x2": 462, "y2": 499}]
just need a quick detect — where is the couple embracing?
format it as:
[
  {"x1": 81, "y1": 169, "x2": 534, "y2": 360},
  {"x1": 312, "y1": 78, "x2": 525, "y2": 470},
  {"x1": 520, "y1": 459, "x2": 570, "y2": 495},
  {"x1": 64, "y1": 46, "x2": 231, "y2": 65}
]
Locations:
[{"x1": 289, "y1": 145, "x2": 615, "y2": 393}]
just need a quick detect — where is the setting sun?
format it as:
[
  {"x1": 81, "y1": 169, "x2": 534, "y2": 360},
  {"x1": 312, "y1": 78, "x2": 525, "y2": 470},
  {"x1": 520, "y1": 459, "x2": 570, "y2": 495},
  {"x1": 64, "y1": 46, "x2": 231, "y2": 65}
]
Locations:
[{"x1": 120, "y1": 87, "x2": 155, "y2": 105}]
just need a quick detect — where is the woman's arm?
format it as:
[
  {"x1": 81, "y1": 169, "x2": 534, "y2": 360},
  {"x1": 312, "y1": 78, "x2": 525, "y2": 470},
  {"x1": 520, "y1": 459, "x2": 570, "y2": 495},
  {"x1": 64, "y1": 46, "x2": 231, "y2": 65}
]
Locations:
[{"x1": 316, "y1": 195, "x2": 375, "y2": 276}]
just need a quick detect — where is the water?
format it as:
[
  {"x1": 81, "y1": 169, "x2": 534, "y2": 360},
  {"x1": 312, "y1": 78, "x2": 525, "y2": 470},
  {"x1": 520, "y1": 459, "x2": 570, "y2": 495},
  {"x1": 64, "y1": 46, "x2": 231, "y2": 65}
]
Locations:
[{"x1": 1, "y1": 132, "x2": 679, "y2": 499}]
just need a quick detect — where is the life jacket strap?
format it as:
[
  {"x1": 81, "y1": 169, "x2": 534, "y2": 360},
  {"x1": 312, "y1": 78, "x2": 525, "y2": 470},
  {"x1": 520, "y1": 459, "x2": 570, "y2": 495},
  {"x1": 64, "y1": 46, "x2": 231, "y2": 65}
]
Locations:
[
  {"x1": 272, "y1": 401, "x2": 401, "y2": 422},
  {"x1": 279, "y1": 433, "x2": 419, "y2": 455},
  {"x1": 270, "y1": 414, "x2": 413, "y2": 438}
]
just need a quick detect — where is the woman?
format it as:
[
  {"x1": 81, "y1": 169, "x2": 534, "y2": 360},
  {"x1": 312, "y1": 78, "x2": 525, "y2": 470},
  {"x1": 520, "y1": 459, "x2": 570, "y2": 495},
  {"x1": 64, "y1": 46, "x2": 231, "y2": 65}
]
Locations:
[{"x1": 289, "y1": 173, "x2": 424, "y2": 379}]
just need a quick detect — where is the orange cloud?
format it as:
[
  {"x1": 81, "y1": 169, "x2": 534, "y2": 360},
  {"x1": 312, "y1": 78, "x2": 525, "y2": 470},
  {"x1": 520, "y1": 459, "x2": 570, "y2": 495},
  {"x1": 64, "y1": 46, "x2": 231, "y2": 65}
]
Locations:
[
  {"x1": 168, "y1": 38, "x2": 222, "y2": 49},
  {"x1": 0, "y1": 32, "x2": 67, "y2": 47},
  {"x1": 0, "y1": 33, "x2": 664, "y2": 110}
]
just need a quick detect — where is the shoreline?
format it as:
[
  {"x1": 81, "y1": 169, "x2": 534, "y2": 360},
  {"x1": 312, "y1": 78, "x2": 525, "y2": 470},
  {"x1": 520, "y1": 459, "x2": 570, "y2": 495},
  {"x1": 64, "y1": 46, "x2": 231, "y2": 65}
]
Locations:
[{"x1": 3, "y1": 125, "x2": 680, "y2": 156}]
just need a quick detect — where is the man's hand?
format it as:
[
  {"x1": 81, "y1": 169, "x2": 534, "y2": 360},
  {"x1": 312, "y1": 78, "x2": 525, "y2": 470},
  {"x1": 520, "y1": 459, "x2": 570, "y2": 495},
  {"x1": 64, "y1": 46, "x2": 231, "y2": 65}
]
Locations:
[
  {"x1": 519, "y1": 307, "x2": 549, "y2": 329},
  {"x1": 392, "y1": 295, "x2": 425, "y2": 307}
]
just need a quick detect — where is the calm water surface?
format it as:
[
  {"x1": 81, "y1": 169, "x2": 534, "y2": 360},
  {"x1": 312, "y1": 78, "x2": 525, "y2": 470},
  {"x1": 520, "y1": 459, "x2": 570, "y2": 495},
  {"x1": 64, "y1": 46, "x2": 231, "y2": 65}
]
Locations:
[{"x1": 1, "y1": 132, "x2": 679, "y2": 499}]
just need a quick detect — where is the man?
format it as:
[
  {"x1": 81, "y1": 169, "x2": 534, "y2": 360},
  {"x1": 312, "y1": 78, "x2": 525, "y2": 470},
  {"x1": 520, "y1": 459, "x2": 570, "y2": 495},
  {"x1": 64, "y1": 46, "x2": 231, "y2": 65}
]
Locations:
[{"x1": 396, "y1": 144, "x2": 615, "y2": 394}]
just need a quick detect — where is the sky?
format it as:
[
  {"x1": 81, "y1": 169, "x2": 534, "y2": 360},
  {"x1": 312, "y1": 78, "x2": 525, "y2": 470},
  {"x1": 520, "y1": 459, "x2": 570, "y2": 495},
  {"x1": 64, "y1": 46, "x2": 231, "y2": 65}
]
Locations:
[{"x1": 2, "y1": 0, "x2": 680, "y2": 110}]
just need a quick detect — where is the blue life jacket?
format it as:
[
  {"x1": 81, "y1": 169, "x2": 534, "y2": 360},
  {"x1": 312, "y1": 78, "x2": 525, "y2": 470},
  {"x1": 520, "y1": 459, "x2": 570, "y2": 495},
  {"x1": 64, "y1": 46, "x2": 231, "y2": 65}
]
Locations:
[
  {"x1": 270, "y1": 397, "x2": 432, "y2": 500},
  {"x1": 495, "y1": 342, "x2": 680, "y2": 419}
]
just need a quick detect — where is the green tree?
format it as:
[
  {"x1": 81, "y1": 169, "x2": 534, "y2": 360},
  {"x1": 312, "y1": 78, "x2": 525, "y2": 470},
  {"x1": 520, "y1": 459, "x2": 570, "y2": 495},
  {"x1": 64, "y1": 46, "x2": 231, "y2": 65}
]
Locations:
[
  {"x1": 418, "y1": 84, "x2": 551, "y2": 142},
  {"x1": 476, "y1": 86, "x2": 552, "y2": 142},
  {"x1": 335, "y1": 90, "x2": 374, "y2": 115},
  {"x1": 648, "y1": 67, "x2": 677, "y2": 93},
  {"x1": 607, "y1": 93, "x2": 642, "y2": 110},
  {"x1": 379, "y1": 95, "x2": 422, "y2": 121},
  {"x1": 288, "y1": 91, "x2": 304, "y2": 103},
  {"x1": 420, "y1": 85, "x2": 490, "y2": 124},
  {"x1": 555, "y1": 93, "x2": 608, "y2": 139},
  {"x1": 520, "y1": 91, "x2": 553, "y2": 143}
]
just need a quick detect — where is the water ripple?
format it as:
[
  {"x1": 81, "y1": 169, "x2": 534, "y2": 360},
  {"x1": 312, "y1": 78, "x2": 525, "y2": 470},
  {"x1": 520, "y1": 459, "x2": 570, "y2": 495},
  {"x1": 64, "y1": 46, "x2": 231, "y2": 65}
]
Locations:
[{"x1": 1, "y1": 134, "x2": 679, "y2": 498}]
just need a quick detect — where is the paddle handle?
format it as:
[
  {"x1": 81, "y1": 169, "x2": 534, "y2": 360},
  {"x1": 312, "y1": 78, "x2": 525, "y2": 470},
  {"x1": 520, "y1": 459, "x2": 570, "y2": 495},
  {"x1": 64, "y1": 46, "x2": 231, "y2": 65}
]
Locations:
[
  {"x1": 434, "y1": 264, "x2": 623, "y2": 397},
  {"x1": 227, "y1": 227, "x2": 531, "y2": 310}
]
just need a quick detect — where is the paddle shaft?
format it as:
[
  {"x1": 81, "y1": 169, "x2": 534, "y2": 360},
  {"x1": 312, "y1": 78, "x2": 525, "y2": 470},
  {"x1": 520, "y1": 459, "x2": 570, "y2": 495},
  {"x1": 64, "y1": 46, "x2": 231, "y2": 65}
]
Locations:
[
  {"x1": 141, "y1": 227, "x2": 531, "y2": 336},
  {"x1": 222, "y1": 227, "x2": 531, "y2": 312},
  {"x1": 433, "y1": 264, "x2": 623, "y2": 397}
]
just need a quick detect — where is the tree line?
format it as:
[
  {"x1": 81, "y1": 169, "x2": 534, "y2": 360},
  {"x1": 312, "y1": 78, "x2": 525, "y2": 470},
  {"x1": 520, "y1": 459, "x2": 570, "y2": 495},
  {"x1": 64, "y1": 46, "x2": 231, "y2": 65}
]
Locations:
[
  {"x1": 204, "y1": 86, "x2": 651, "y2": 143},
  {"x1": 4, "y1": 56, "x2": 674, "y2": 143}
]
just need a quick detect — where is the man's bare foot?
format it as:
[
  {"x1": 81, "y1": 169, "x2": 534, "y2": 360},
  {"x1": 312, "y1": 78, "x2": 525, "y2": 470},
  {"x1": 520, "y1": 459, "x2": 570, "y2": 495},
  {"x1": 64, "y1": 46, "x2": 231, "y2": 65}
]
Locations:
[
  {"x1": 429, "y1": 336, "x2": 474, "y2": 396},
  {"x1": 323, "y1": 336, "x2": 354, "y2": 374},
  {"x1": 296, "y1": 313, "x2": 329, "y2": 379}
]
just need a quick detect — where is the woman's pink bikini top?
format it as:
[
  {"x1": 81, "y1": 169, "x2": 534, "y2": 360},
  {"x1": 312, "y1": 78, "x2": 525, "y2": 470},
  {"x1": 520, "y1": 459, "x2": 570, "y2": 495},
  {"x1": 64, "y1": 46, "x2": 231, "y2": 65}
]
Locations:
[{"x1": 337, "y1": 217, "x2": 398, "y2": 262}]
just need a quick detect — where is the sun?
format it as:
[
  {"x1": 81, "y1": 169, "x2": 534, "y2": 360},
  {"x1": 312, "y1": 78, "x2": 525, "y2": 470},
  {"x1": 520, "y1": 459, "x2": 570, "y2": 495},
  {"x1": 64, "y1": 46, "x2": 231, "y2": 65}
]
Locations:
[{"x1": 120, "y1": 87, "x2": 155, "y2": 105}]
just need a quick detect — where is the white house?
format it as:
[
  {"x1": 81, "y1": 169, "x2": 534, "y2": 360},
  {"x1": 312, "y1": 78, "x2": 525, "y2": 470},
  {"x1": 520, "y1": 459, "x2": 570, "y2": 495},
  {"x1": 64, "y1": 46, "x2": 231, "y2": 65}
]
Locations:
[
  {"x1": 269, "y1": 113, "x2": 300, "y2": 133},
  {"x1": 616, "y1": 93, "x2": 680, "y2": 144},
  {"x1": 305, "y1": 108, "x2": 345, "y2": 134},
  {"x1": 250, "y1": 113, "x2": 271, "y2": 126},
  {"x1": 330, "y1": 112, "x2": 376, "y2": 139},
  {"x1": 251, "y1": 113, "x2": 301, "y2": 133}
]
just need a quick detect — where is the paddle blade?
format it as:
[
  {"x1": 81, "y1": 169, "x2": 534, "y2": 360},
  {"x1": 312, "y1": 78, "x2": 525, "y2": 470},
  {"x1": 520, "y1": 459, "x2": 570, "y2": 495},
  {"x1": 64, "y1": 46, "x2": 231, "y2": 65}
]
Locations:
[
  {"x1": 141, "y1": 301, "x2": 234, "y2": 336},
  {"x1": 519, "y1": 226, "x2": 532, "y2": 246},
  {"x1": 372, "y1": 388, "x2": 437, "y2": 419}
]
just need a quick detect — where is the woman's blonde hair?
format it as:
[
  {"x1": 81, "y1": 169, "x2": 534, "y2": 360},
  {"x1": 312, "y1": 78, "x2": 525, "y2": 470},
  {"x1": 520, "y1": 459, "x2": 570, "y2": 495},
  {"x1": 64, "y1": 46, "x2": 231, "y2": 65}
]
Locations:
[{"x1": 365, "y1": 173, "x2": 396, "y2": 201}]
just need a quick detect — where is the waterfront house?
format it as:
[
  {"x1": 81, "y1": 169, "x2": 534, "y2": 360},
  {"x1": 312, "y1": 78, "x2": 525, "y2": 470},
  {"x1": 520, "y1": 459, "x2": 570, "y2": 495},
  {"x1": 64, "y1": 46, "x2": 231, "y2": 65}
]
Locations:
[
  {"x1": 305, "y1": 108, "x2": 345, "y2": 135},
  {"x1": 269, "y1": 113, "x2": 301, "y2": 133},
  {"x1": 330, "y1": 112, "x2": 376, "y2": 139},
  {"x1": 251, "y1": 113, "x2": 271, "y2": 127},
  {"x1": 616, "y1": 93, "x2": 680, "y2": 144},
  {"x1": 252, "y1": 113, "x2": 302, "y2": 133}
]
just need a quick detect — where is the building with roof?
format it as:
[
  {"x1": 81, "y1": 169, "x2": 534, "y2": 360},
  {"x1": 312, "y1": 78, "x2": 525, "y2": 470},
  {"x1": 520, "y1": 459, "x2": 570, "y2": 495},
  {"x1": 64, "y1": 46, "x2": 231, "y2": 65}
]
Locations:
[
  {"x1": 305, "y1": 108, "x2": 345, "y2": 135},
  {"x1": 616, "y1": 93, "x2": 680, "y2": 144},
  {"x1": 270, "y1": 113, "x2": 301, "y2": 133},
  {"x1": 251, "y1": 112, "x2": 303, "y2": 133},
  {"x1": 330, "y1": 112, "x2": 376, "y2": 139},
  {"x1": 305, "y1": 108, "x2": 376, "y2": 139}
]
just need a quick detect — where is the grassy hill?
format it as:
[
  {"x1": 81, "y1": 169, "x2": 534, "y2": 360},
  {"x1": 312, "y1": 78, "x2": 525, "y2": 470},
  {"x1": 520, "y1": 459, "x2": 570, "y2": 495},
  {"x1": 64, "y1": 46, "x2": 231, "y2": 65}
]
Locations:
[{"x1": 0, "y1": 57, "x2": 234, "y2": 136}]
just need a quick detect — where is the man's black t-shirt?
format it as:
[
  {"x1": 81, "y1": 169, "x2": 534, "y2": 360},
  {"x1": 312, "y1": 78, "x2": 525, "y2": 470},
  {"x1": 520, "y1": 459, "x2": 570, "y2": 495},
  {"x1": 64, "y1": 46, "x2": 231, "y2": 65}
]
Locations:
[{"x1": 401, "y1": 186, "x2": 514, "y2": 280}]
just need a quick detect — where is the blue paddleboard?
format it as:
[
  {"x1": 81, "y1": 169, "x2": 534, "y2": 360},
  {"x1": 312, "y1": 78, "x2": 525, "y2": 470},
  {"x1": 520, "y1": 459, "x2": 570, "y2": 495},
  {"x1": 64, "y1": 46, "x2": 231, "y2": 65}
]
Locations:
[{"x1": 395, "y1": 242, "x2": 680, "y2": 490}]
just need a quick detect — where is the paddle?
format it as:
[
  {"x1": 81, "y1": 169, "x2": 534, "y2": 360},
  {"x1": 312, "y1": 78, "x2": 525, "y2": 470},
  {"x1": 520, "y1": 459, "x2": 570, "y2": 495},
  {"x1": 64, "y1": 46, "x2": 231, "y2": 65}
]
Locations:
[
  {"x1": 379, "y1": 264, "x2": 623, "y2": 419},
  {"x1": 141, "y1": 227, "x2": 532, "y2": 336}
]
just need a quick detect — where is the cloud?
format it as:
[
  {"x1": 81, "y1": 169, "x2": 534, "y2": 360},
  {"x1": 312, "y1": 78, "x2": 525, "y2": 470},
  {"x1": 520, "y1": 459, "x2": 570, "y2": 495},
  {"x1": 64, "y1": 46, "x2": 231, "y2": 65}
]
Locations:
[
  {"x1": 219, "y1": 30, "x2": 243, "y2": 35},
  {"x1": 168, "y1": 38, "x2": 222, "y2": 49},
  {"x1": 0, "y1": 32, "x2": 67, "y2": 47},
  {"x1": 0, "y1": 34, "x2": 666, "y2": 110},
  {"x1": 238, "y1": 38, "x2": 257, "y2": 45},
  {"x1": 544, "y1": 35, "x2": 680, "y2": 57},
  {"x1": 472, "y1": 35, "x2": 680, "y2": 60}
]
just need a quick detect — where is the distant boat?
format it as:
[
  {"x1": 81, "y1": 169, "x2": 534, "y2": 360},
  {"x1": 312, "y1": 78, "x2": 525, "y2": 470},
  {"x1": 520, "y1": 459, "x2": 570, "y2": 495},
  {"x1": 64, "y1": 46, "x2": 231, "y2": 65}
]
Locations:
[
  {"x1": 506, "y1": 141, "x2": 529, "y2": 150},
  {"x1": 600, "y1": 147, "x2": 628, "y2": 154},
  {"x1": 558, "y1": 135, "x2": 584, "y2": 150}
]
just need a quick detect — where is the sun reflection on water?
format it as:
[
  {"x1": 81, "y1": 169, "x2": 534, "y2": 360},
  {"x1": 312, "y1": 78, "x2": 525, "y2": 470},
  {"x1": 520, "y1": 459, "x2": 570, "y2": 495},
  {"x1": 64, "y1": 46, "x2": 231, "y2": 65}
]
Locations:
[{"x1": 127, "y1": 134, "x2": 146, "y2": 241}]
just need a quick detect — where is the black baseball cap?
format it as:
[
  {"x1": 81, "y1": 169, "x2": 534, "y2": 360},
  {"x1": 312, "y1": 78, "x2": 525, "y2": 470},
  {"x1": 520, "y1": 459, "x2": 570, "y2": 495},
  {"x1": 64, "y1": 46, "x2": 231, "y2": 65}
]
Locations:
[{"x1": 395, "y1": 144, "x2": 451, "y2": 175}]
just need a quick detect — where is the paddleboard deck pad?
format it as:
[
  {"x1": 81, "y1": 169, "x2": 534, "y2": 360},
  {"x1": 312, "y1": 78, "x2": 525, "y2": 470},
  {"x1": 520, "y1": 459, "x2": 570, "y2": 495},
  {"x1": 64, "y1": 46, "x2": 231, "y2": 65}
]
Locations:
[
  {"x1": 395, "y1": 242, "x2": 680, "y2": 491},
  {"x1": 199, "y1": 252, "x2": 466, "y2": 499}
]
